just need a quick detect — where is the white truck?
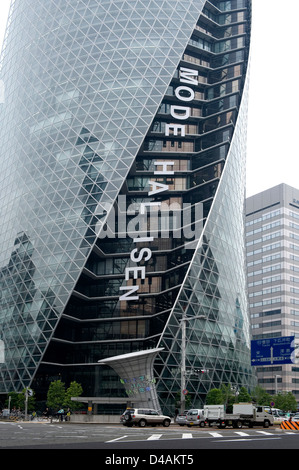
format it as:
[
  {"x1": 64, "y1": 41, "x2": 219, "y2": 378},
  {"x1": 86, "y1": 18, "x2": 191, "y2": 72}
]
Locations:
[{"x1": 204, "y1": 403, "x2": 274, "y2": 429}]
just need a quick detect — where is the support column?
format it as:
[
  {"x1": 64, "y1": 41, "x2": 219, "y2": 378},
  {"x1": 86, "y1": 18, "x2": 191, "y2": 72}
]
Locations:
[{"x1": 98, "y1": 348, "x2": 164, "y2": 412}]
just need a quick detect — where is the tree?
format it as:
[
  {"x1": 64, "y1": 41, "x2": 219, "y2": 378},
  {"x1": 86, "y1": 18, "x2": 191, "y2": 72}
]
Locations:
[
  {"x1": 220, "y1": 384, "x2": 236, "y2": 411},
  {"x1": 21, "y1": 388, "x2": 36, "y2": 412},
  {"x1": 63, "y1": 381, "x2": 83, "y2": 410},
  {"x1": 6, "y1": 389, "x2": 36, "y2": 412},
  {"x1": 251, "y1": 386, "x2": 272, "y2": 406},
  {"x1": 274, "y1": 392, "x2": 297, "y2": 412},
  {"x1": 205, "y1": 385, "x2": 253, "y2": 409},
  {"x1": 206, "y1": 388, "x2": 223, "y2": 405},
  {"x1": 237, "y1": 387, "x2": 251, "y2": 403},
  {"x1": 46, "y1": 380, "x2": 65, "y2": 411},
  {"x1": 174, "y1": 391, "x2": 191, "y2": 410},
  {"x1": 6, "y1": 392, "x2": 21, "y2": 410}
]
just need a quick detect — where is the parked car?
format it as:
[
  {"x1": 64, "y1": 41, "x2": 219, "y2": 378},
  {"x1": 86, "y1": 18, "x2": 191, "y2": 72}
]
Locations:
[
  {"x1": 186, "y1": 408, "x2": 206, "y2": 427},
  {"x1": 266, "y1": 408, "x2": 288, "y2": 423},
  {"x1": 122, "y1": 408, "x2": 171, "y2": 427},
  {"x1": 175, "y1": 410, "x2": 189, "y2": 426}
]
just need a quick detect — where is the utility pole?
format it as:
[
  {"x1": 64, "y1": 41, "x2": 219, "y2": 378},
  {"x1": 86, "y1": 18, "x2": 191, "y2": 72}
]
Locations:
[
  {"x1": 180, "y1": 314, "x2": 186, "y2": 414},
  {"x1": 25, "y1": 388, "x2": 33, "y2": 421},
  {"x1": 25, "y1": 388, "x2": 28, "y2": 421},
  {"x1": 275, "y1": 375, "x2": 281, "y2": 395}
]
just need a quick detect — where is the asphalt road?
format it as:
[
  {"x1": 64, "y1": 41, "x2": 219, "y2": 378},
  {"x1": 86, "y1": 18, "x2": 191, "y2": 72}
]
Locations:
[{"x1": 0, "y1": 420, "x2": 298, "y2": 453}]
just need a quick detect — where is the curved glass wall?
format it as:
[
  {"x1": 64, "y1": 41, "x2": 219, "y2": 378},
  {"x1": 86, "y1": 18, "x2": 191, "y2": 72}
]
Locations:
[{"x1": 0, "y1": 0, "x2": 256, "y2": 413}]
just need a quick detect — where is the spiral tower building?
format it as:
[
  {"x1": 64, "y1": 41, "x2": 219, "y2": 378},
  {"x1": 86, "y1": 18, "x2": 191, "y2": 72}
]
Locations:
[{"x1": 0, "y1": 0, "x2": 256, "y2": 413}]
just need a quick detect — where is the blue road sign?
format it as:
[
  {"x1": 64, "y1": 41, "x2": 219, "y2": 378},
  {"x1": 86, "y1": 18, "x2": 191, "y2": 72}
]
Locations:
[{"x1": 251, "y1": 336, "x2": 295, "y2": 366}]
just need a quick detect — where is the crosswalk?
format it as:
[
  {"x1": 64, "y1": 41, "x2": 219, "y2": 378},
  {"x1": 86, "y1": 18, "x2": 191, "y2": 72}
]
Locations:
[
  {"x1": 182, "y1": 430, "x2": 276, "y2": 439},
  {"x1": 105, "y1": 429, "x2": 286, "y2": 443}
]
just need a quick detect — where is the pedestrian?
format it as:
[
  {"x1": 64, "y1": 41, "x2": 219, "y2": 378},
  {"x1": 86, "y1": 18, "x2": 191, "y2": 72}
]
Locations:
[
  {"x1": 57, "y1": 408, "x2": 64, "y2": 421},
  {"x1": 43, "y1": 408, "x2": 50, "y2": 420},
  {"x1": 66, "y1": 408, "x2": 71, "y2": 421}
]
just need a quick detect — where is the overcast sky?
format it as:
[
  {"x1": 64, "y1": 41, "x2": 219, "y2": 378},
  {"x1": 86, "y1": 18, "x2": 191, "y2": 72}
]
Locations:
[{"x1": 0, "y1": 0, "x2": 298, "y2": 198}]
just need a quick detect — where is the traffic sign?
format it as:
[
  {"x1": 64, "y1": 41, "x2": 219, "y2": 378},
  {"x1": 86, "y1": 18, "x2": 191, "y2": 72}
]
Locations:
[{"x1": 251, "y1": 336, "x2": 295, "y2": 366}]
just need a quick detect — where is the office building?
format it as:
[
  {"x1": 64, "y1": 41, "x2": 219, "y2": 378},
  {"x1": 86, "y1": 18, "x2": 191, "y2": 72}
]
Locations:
[
  {"x1": 246, "y1": 184, "x2": 299, "y2": 402},
  {"x1": 0, "y1": 0, "x2": 255, "y2": 413}
]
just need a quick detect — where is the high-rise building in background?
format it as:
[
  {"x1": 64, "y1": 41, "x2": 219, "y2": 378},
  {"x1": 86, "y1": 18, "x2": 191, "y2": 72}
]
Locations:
[
  {"x1": 0, "y1": 0, "x2": 255, "y2": 414},
  {"x1": 246, "y1": 184, "x2": 299, "y2": 404}
]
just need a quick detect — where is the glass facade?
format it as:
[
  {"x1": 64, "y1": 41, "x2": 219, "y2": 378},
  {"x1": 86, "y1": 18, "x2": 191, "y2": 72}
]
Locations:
[{"x1": 0, "y1": 0, "x2": 256, "y2": 414}]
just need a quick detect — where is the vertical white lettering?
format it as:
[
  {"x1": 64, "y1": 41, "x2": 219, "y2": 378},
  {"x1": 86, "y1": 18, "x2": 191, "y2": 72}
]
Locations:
[
  {"x1": 170, "y1": 105, "x2": 190, "y2": 120},
  {"x1": 119, "y1": 285, "x2": 139, "y2": 301},
  {"x1": 154, "y1": 162, "x2": 174, "y2": 175},
  {"x1": 165, "y1": 123, "x2": 186, "y2": 137},
  {"x1": 130, "y1": 248, "x2": 152, "y2": 263},
  {"x1": 174, "y1": 86, "x2": 195, "y2": 102},
  {"x1": 125, "y1": 266, "x2": 146, "y2": 281},
  {"x1": 120, "y1": 65, "x2": 200, "y2": 301},
  {"x1": 179, "y1": 67, "x2": 199, "y2": 85},
  {"x1": 148, "y1": 181, "x2": 169, "y2": 196}
]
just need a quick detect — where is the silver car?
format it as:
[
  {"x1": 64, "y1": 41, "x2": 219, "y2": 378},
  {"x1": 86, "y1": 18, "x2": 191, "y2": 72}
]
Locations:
[
  {"x1": 175, "y1": 410, "x2": 189, "y2": 426},
  {"x1": 122, "y1": 408, "x2": 171, "y2": 427},
  {"x1": 186, "y1": 408, "x2": 206, "y2": 427}
]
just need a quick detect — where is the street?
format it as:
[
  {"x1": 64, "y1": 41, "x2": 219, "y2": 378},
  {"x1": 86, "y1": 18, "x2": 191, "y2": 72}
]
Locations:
[{"x1": 0, "y1": 420, "x2": 298, "y2": 452}]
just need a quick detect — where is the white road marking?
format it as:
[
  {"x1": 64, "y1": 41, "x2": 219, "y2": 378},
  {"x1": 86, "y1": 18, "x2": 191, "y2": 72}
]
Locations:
[
  {"x1": 106, "y1": 435, "x2": 128, "y2": 443},
  {"x1": 213, "y1": 437, "x2": 281, "y2": 443},
  {"x1": 209, "y1": 432, "x2": 224, "y2": 437},
  {"x1": 256, "y1": 430, "x2": 274, "y2": 435}
]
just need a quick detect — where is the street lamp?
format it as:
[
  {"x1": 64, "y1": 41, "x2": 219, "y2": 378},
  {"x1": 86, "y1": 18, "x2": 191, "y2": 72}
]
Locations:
[{"x1": 179, "y1": 313, "x2": 206, "y2": 413}]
